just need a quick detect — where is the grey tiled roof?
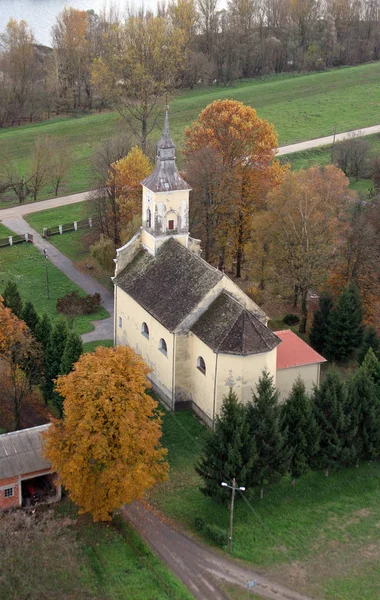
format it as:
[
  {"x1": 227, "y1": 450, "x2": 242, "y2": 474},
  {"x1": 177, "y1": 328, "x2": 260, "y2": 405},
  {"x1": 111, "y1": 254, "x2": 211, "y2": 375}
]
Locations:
[
  {"x1": 0, "y1": 424, "x2": 51, "y2": 480},
  {"x1": 115, "y1": 238, "x2": 223, "y2": 332},
  {"x1": 191, "y1": 291, "x2": 281, "y2": 355}
]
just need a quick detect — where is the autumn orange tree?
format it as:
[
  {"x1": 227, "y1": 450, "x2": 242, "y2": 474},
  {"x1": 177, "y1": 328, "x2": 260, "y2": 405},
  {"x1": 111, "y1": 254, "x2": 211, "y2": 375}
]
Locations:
[
  {"x1": 184, "y1": 99, "x2": 287, "y2": 276},
  {"x1": 259, "y1": 165, "x2": 354, "y2": 332},
  {"x1": 43, "y1": 346, "x2": 168, "y2": 522},
  {"x1": 108, "y1": 145, "x2": 153, "y2": 227},
  {"x1": 0, "y1": 296, "x2": 40, "y2": 429}
]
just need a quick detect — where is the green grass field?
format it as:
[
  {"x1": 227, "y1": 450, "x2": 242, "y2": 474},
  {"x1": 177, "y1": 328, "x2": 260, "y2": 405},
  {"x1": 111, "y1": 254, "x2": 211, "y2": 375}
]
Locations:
[
  {"x1": 1, "y1": 62, "x2": 380, "y2": 204},
  {"x1": 83, "y1": 339, "x2": 114, "y2": 353},
  {"x1": 25, "y1": 201, "x2": 90, "y2": 233},
  {"x1": 0, "y1": 223, "x2": 13, "y2": 237},
  {"x1": 49, "y1": 501, "x2": 194, "y2": 600},
  {"x1": 151, "y1": 410, "x2": 380, "y2": 600},
  {"x1": 0, "y1": 243, "x2": 109, "y2": 335}
]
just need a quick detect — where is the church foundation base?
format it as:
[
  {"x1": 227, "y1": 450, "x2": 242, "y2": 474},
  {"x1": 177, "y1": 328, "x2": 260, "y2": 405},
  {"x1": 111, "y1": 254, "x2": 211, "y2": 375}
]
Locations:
[{"x1": 191, "y1": 402, "x2": 214, "y2": 429}]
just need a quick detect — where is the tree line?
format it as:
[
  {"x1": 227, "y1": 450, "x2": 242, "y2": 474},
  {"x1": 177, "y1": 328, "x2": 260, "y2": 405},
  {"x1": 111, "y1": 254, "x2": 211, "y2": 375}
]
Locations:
[
  {"x1": 1, "y1": 0, "x2": 380, "y2": 129},
  {"x1": 0, "y1": 281, "x2": 83, "y2": 428},
  {"x1": 198, "y1": 353, "x2": 380, "y2": 503}
]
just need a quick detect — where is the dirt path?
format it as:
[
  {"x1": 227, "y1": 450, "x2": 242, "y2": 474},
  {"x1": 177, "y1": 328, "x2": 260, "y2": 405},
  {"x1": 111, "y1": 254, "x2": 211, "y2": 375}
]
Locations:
[
  {"x1": 1, "y1": 216, "x2": 113, "y2": 343},
  {"x1": 123, "y1": 502, "x2": 316, "y2": 600}
]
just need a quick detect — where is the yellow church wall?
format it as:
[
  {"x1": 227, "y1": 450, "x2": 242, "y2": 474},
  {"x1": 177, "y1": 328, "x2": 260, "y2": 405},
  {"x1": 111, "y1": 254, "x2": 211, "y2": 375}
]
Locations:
[
  {"x1": 115, "y1": 287, "x2": 174, "y2": 406},
  {"x1": 276, "y1": 363, "x2": 321, "y2": 401},
  {"x1": 141, "y1": 228, "x2": 156, "y2": 255},
  {"x1": 190, "y1": 334, "x2": 217, "y2": 424},
  {"x1": 215, "y1": 349, "x2": 277, "y2": 415}
]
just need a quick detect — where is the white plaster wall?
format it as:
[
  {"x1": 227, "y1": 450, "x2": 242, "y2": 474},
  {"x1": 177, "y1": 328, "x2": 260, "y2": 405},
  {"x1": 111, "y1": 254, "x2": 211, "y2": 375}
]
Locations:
[
  {"x1": 190, "y1": 334, "x2": 217, "y2": 422},
  {"x1": 216, "y1": 348, "x2": 277, "y2": 415},
  {"x1": 276, "y1": 363, "x2": 321, "y2": 401},
  {"x1": 115, "y1": 287, "x2": 174, "y2": 403}
]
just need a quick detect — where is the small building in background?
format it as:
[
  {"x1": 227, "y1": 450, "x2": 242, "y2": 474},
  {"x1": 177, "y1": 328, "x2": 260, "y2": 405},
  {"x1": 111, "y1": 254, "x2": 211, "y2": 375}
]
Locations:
[
  {"x1": 275, "y1": 329, "x2": 327, "y2": 399},
  {"x1": 0, "y1": 424, "x2": 60, "y2": 511}
]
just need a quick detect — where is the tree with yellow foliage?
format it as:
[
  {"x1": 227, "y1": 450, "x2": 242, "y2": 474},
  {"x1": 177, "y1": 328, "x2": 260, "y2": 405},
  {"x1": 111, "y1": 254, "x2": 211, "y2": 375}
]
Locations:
[
  {"x1": 184, "y1": 99, "x2": 287, "y2": 276},
  {"x1": 108, "y1": 146, "x2": 153, "y2": 226},
  {"x1": 43, "y1": 346, "x2": 168, "y2": 522}
]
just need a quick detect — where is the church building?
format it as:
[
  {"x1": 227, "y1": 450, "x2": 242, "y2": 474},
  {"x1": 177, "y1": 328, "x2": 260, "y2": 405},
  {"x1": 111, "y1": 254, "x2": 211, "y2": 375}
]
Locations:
[{"x1": 113, "y1": 110, "x2": 325, "y2": 427}]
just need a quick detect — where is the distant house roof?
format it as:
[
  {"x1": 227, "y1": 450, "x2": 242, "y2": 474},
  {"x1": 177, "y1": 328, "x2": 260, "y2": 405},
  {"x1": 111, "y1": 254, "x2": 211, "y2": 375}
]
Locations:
[
  {"x1": 191, "y1": 291, "x2": 280, "y2": 355},
  {"x1": 114, "y1": 238, "x2": 223, "y2": 332},
  {"x1": 275, "y1": 329, "x2": 327, "y2": 369},
  {"x1": 0, "y1": 424, "x2": 51, "y2": 480}
]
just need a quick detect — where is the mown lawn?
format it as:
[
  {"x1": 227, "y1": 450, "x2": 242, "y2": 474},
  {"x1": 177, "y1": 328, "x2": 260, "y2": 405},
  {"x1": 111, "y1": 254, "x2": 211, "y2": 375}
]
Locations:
[
  {"x1": 50, "y1": 500, "x2": 194, "y2": 600},
  {"x1": 151, "y1": 409, "x2": 380, "y2": 600},
  {"x1": 83, "y1": 339, "x2": 114, "y2": 353},
  {"x1": 0, "y1": 243, "x2": 109, "y2": 335},
  {"x1": 25, "y1": 201, "x2": 90, "y2": 233},
  {"x1": 0, "y1": 223, "x2": 13, "y2": 237},
  {"x1": 1, "y1": 62, "x2": 380, "y2": 204}
]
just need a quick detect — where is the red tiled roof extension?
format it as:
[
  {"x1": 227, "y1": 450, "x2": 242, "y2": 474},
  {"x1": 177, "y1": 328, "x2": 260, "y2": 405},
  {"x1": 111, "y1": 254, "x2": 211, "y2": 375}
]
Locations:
[{"x1": 274, "y1": 329, "x2": 327, "y2": 369}]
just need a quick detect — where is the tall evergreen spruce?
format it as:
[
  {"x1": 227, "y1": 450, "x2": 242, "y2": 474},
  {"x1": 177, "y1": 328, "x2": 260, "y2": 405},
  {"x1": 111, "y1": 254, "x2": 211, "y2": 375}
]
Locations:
[
  {"x1": 196, "y1": 389, "x2": 257, "y2": 503},
  {"x1": 313, "y1": 369, "x2": 353, "y2": 475},
  {"x1": 22, "y1": 301, "x2": 39, "y2": 334},
  {"x1": 44, "y1": 318, "x2": 69, "y2": 401},
  {"x1": 348, "y1": 367, "x2": 380, "y2": 461},
  {"x1": 324, "y1": 283, "x2": 364, "y2": 361},
  {"x1": 247, "y1": 370, "x2": 288, "y2": 499},
  {"x1": 360, "y1": 348, "x2": 380, "y2": 388},
  {"x1": 358, "y1": 327, "x2": 380, "y2": 364},
  {"x1": 53, "y1": 332, "x2": 84, "y2": 416},
  {"x1": 309, "y1": 291, "x2": 333, "y2": 355},
  {"x1": 35, "y1": 313, "x2": 52, "y2": 351},
  {"x1": 281, "y1": 378, "x2": 319, "y2": 484},
  {"x1": 2, "y1": 280, "x2": 23, "y2": 318}
]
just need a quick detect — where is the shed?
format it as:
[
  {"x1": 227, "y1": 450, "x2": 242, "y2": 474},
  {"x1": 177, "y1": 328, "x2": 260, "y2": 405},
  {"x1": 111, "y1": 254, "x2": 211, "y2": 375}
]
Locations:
[
  {"x1": 0, "y1": 424, "x2": 60, "y2": 510},
  {"x1": 275, "y1": 329, "x2": 327, "y2": 399}
]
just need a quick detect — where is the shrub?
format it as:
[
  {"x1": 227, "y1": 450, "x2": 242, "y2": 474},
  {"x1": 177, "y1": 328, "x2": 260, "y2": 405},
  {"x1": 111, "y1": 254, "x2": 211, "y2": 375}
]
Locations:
[
  {"x1": 203, "y1": 524, "x2": 228, "y2": 547},
  {"x1": 282, "y1": 314, "x2": 300, "y2": 326},
  {"x1": 194, "y1": 516, "x2": 205, "y2": 531},
  {"x1": 56, "y1": 291, "x2": 101, "y2": 316}
]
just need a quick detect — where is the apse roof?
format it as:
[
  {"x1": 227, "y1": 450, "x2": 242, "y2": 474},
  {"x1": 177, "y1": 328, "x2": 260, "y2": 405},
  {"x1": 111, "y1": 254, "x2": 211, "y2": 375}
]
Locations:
[{"x1": 191, "y1": 291, "x2": 280, "y2": 355}]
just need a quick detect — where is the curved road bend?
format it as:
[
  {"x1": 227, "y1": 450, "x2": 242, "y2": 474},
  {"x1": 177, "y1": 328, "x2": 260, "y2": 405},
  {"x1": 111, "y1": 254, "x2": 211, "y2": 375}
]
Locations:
[{"x1": 123, "y1": 502, "x2": 315, "y2": 600}]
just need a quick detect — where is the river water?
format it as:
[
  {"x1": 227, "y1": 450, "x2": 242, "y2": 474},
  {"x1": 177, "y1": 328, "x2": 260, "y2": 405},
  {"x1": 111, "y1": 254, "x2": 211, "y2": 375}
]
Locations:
[{"x1": 0, "y1": 0, "x2": 155, "y2": 46}]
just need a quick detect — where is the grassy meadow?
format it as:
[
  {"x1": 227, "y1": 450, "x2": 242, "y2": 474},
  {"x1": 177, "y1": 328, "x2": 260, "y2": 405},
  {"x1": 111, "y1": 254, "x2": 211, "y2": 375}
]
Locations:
[
  {"x1": 0, "y1": 242, "x2": 109, "y2": 335},
  {"x1": 150, "y1": 409, "x2": 380, "y2": 600},
  {"x1": 1, "y1": 62, "x2": 380, "y2": 204}
]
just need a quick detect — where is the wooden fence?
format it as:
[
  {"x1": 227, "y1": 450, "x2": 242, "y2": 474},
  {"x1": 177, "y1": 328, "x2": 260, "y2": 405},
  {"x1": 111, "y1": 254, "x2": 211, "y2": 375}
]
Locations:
[
  {"x1": 0, "y1": 233, "x2": 33, "y2": 249},
  {"x1": 43, "y1": 217, "x2": 93, "y2": 238}
]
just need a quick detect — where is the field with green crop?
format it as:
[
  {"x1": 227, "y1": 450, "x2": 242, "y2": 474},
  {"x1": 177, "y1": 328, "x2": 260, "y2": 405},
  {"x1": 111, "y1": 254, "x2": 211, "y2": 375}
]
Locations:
[
  {"x1": 151, "y1": 409, "x2": 380, "y2": 600},
  {"x1": 0, "y1": 242, "x2": 109, "y2": 335},
  {"x1": 1, "y1": 62, "x2": 380, "y2": 204}
]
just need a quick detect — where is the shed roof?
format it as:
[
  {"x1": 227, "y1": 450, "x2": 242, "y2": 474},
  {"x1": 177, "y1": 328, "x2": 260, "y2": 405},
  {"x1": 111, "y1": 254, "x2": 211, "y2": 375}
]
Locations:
[
  {"x1": 114, "y1": 238, "x2": 223, "y2": 332},
  {"x1": 191, "y1": 291, "x2": 280, "y2": 355},
  {"x1": 0, "y1": 424, "x2": 51, "y2": 480},
  {"x1": 275, "y1": 329, "x2": 327, "y2": 369}
]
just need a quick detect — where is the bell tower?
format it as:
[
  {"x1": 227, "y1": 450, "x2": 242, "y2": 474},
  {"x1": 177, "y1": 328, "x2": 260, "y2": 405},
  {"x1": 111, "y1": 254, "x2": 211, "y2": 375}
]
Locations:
[{"x1": 141, "y1": 107, "x2": 192, "y2": 256}]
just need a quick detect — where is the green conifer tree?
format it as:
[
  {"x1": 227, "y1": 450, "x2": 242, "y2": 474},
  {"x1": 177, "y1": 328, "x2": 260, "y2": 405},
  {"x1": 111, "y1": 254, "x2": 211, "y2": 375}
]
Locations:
[
  {"x1": 44, "y1": 318, "x2": 68, "y2": 401},
  {"x1": 324, "y1": 283, "x2": 364, "y2": 361},
  {"x1": 358, "y1": 327, "x2": 380, "y2": 364},
  {"x1": 247, "y1": 370, "x2": 288, "y2": 499},
  {"x1": 35, "y1": 313, "x2": 52, "y2": 350},
  {"x1": 53, "y1": 332, "x2": 84, "y2": 416},
  {"x1": 2, "y1": 280, "x2": 23, "y2": 318},
  {"x1": 360, "y1": 348, "x2": 380, "y2": 387},
  {"x1": 281, "y1": 378, "x2": 319, "y2": 484},
  {"x1": 196, "y1": 389, "x2": 257, "y2": 503},
  {"x1": 313, "y1": 369, "x2": 353, "y2": 475},
  {"x1": 309, "y1": 291, "x2": 333, "y2": 354},
  {"x1": 348, "y1": 367, "x2": 380, "y2": 461},
  {"x1": 22, "y1": 301, "x2": 39, "y2": 334}
]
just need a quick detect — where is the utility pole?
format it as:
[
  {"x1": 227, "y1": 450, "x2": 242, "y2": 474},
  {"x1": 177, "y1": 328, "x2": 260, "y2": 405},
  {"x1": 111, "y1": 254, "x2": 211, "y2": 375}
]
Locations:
[
  {"x1": 221, "y1": 478, "x2": 245, "y2": 553},
  {"x1": 43, "y1": 248, "x2": 50, "y2": 300}
]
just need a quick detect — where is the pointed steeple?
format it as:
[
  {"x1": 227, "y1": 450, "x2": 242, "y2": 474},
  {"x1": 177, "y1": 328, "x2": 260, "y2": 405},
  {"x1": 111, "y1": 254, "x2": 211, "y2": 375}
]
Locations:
[{"x1": 142, "y1": 106, "x2": 191, "y2": 193}]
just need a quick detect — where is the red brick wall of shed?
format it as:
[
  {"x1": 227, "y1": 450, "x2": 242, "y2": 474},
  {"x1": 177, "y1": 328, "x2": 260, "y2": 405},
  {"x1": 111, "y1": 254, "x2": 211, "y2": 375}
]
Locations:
[{"x1": 0, "y1": 476, "x2": 19, "y2": 509}]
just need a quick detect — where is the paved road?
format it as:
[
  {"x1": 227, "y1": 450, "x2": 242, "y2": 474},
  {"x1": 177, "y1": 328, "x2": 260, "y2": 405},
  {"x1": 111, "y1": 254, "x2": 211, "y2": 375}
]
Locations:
[
  {"x1": 0, "y1": 191, "x2": 92, "y2": 220},
  {"x1": 123, "y1": 502, "x2": 314, "y2": 600},
  {"x1": 277, "y1": 124, "x2": 380, "y2": 156},
  {"x1": 1, "y1": 216, "x2": 113, "y2": 343}
]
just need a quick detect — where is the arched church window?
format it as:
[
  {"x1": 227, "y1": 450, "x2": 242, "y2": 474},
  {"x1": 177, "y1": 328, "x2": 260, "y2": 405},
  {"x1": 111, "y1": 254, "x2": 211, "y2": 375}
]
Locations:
[
  {"x1": 141, "y1": 322, "x2": 149, "y2": 339},
  {"x1": 159, "y1": 338, "x2": 167, "y2": 356},
  {"x1": 146, "y1": 208, "x2": 152, "y2": 228},
  {"x1": 197, "y1": 356, "x2": 206, "y2": 375}
]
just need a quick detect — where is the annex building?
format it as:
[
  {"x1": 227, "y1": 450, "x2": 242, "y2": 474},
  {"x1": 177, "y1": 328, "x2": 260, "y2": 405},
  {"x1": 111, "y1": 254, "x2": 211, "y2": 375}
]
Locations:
[{"x1": 113, "y1": 111, "x2": 325, "y2": 427}]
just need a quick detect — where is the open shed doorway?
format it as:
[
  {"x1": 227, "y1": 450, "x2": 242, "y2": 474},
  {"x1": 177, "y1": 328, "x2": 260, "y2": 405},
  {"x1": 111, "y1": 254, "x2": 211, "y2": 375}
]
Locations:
[{"x1": 21, "y1": 474, "x2": 60, "y2": 507}]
